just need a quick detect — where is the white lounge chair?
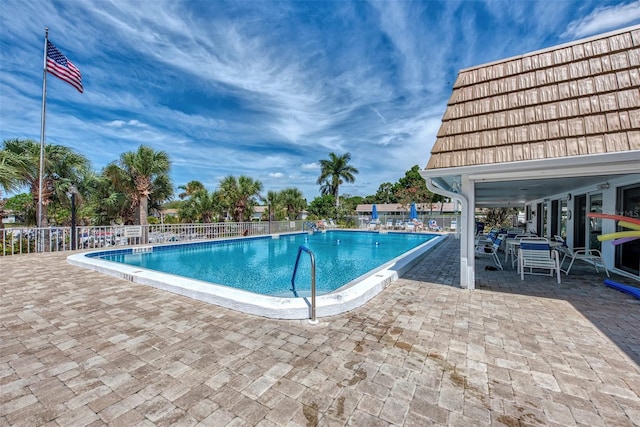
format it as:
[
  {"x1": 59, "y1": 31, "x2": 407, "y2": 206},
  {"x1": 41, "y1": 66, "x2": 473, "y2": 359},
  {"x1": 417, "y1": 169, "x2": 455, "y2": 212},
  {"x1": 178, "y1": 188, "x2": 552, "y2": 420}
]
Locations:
[
  {"x1": 559, "y1": 247, "x2": 610, "y2": 277},
  {"x1": 428, "y1": 219, "x2": 442, "y2": 232},
  {"x1": 475, "y1": 233, "x2": 504, "y2": 270},
  {"x1": 518, "y1": 239, "x2": 561, "y2": 284}
]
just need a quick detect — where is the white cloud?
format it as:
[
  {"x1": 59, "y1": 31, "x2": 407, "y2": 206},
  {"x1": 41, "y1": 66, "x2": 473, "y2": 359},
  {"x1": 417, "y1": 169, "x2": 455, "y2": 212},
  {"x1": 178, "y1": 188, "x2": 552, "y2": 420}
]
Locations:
[
  {"x1": 106, "y1": 119, "x2": 143, "y2": 128},
  {"x1": 300, "y1": 162, "x2": 320, "y2": 170},
  {"x1": 4, "y1": 0, "x2": 636, "y2": 203},
  {"x1": 563, "y1": 1, "x2": 640, "y2": 39}
]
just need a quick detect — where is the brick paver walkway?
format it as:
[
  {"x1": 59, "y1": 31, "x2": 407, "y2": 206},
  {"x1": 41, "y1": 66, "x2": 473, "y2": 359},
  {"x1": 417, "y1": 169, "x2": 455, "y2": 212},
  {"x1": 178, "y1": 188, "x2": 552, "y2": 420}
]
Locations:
[{"x1": 1, "y1": 235, "x2": 639, "y2": 426}]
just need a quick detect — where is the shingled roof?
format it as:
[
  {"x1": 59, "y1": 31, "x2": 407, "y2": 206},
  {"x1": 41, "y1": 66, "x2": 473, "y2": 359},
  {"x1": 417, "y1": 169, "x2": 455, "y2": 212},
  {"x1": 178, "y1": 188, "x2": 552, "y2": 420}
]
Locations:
[{"x1": 427, "y1": 25, "x2": 640, "y2": 170}]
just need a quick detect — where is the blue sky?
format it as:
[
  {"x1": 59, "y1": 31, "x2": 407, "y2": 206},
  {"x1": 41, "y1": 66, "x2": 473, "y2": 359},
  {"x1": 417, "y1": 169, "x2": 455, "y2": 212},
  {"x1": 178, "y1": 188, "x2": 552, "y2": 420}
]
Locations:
[{"x1": 1, "y1": 1, "x2": 640, "y2": 202}]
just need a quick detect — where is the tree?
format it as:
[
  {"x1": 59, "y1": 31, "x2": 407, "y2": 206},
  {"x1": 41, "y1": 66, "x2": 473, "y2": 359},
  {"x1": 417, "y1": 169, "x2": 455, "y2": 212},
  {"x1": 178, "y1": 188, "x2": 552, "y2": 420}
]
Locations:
[
  {"x1": 392, "y1": 165, "x2": 446, "y2": 211},
  {"x1": 118, "y1": 145, "x2": 172, "y2": 225},
  {"x1": 92, "y1": 163, "x2": 136, "y2": 225},
  {"x1": 316, "y1": 152, "x2": 358, "y2": 208},
  {"x1": 178, "y1": 180, "x2": 205, "y2": 200},
  {"x1": 279, "y1": 187, "x2": 306, "y2": 220},
  {"x1": 340, "y1": 195, "x2": 363, "y2": 213},
  {"x1": 263, "y1": 190, "x2": 282, "y2": 222},
  {"x1": 318, "y1": 179, "x2": 337, "y2": 197},
  {"x1": 3, "y1": 193, "x2": 33, "y2": 225},
  {"x1": 373, "y1": 182, "x2": 396, "y2": 204},
  {"x1": 0, "y1": 148, "x2": 25, "y2": 229},
  {"x1": 147, "y1": 173, "x2": 174, "y2": 219},
  {"x1": 307, "y1": 194, "x2": 336, "y2": 219},
  {"x1": 179, "y1": 188, "x2": 221, "y2": 223},
  {"x1": 483, "y1": 207, "x2": 519, "y2": 229},
  {"x1": 218, "y1": 175, "x2": 263, "y2": 222},
  {"x1": 2, "y1": 138, "x2": 89, "y2": 227}
]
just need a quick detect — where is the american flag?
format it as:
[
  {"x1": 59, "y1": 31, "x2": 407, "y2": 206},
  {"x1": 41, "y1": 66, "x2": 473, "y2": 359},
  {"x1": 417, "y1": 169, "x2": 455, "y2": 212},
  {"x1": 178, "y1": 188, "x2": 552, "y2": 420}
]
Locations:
[{"x1": 46, "y1": 41, "x2": 83, "y2": 93}]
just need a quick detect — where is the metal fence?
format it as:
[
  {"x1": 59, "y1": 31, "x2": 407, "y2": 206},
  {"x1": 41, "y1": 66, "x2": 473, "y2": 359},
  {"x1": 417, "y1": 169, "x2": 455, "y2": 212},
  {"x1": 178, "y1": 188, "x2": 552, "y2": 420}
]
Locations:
[{"x1": 1, "y1": 220, "x2": 305, "y2": 256}]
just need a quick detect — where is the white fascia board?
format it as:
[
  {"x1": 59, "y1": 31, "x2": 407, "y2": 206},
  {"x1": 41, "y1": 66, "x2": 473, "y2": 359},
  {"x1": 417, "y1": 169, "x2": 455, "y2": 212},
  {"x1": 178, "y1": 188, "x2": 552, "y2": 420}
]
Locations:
[{"x1": 421, "y1": 151, "x2": 640, "y2": 183}]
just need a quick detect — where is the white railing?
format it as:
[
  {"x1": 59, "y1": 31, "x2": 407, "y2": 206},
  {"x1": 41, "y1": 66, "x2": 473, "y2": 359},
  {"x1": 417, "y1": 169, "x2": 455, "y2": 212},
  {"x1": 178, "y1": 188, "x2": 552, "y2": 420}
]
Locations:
[{"x1": 1, "y1": 220, "x2": 304, "y2": 256}]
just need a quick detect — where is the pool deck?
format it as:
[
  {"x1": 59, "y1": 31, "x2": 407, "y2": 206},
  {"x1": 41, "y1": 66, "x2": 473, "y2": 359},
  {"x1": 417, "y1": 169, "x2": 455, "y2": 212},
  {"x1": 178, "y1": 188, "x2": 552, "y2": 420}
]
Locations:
[{"x1": 1, "y1": 234, "x2": 639, "y2": 426}]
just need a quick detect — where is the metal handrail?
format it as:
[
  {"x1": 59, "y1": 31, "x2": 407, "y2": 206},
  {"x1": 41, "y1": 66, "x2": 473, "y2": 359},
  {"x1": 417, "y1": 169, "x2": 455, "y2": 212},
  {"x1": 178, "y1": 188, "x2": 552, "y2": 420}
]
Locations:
[{"x1": 291, "y1": 245, "x2": 317, "y2": 323}]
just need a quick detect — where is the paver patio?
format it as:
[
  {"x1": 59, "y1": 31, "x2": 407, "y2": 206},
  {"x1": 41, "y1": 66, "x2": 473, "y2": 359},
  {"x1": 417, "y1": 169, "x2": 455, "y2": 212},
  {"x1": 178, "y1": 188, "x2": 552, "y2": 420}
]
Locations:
[{"x1": 1, "y1": 235, "x2": 639, "y2": 426}]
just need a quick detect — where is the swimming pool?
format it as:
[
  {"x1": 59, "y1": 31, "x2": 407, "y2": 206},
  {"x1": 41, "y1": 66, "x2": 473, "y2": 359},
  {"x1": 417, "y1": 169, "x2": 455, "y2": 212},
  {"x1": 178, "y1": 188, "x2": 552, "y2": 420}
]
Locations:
[{"x1": 68, "y1": 230, "x2": 447, "y2": 319}]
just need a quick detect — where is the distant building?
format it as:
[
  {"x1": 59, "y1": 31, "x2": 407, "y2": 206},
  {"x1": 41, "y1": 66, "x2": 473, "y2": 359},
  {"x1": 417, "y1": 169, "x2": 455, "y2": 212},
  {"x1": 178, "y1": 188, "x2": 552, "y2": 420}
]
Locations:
[{"x1": 356, "y1": 202, "x2": 462, "y2": 217}]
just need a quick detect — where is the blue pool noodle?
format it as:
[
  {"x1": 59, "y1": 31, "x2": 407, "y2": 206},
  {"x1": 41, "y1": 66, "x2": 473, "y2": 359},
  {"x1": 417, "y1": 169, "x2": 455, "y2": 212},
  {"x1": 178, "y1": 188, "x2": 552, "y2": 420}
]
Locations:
[{"x1": 604, "y1": 279, "x2": 640, "y2": 299}]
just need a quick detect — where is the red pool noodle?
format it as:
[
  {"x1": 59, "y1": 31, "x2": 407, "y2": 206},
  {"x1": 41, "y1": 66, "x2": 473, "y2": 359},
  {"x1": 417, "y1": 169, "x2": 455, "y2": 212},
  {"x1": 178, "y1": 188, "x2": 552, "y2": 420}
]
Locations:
[{"x1": 587, "y1": 213, "x2": 640, "y2": 226}]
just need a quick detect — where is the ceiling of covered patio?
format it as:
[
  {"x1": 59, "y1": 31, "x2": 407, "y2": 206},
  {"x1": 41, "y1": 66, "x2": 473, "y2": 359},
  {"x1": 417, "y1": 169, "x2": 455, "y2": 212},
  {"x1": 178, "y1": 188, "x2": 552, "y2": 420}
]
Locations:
[
  {"x1": 474, "y1": 174, "x2": 613, "y2": 206},
  {"x1": 428, "y1": 164, "x2": 639, "y2": 207}
]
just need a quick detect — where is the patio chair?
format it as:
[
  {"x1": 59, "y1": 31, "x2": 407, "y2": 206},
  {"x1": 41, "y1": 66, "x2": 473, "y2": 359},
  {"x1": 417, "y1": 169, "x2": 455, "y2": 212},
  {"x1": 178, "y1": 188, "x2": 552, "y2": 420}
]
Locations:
[
  {"x1": 475, "y1": 233, "x2": 504, "y2": 270},
  {"x1": 428, "y1": 219, "x2": 442, "y2": 232},
  {"x1": 386, "y1": 219, "x2": 394, "y2": 229},
  {"x1": 475, "y1": 229, "x2": 499, "y2": 245},
  {"x1": 559, "y1": 246, "x2": 610, "y2": 277},
  {"x1": 518, "y1": 239, "x2": 561, "y2": 284},
  {"x1": 506, "y1": 234, "x2": 541, "y2": 267}
]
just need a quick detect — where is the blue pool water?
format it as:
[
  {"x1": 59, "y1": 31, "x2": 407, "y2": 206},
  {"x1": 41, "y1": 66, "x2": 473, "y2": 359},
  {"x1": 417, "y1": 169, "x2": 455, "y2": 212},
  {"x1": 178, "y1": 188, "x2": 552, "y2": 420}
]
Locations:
[{"x1": 95, "y1": 231, "x2": 436, "y2": 297}]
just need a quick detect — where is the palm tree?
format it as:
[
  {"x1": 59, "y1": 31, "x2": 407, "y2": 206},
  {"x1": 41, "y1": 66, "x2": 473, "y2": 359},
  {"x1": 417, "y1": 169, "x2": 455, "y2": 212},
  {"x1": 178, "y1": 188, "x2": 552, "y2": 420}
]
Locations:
[
  {"x1": 218, "y1": 175, "x2": 263, "y2": 222},
  {"x1": 2, "y1": 138, "x2": 89, "y2": 226},
  {"x1": 95, "y1": 162, "x2": 137, "y2": 224},
  {"x1": 279, "y1": 187, "x2": 306, "y2": 220},
  {"x1": 263, "y1": 190, "x2": 281, "y2": 222},
  {"x1": 319, "y1": 179, "x2": 337, "y2": 197},
  {"x1": 179, "y1": 188, "x2": 221, "y2": 223},
  {"x1": 0, "y1": 149, "x2": 25, "y2": 229},
  {"x1": 118, "y1": 145, "x2": 172, "y2": 225},
  {"x1": 316, "y1": 152, "x2": 358, "y2": 208},
  {"x1": 178, "y1": 180, "x2": 205, "y2": 200}
]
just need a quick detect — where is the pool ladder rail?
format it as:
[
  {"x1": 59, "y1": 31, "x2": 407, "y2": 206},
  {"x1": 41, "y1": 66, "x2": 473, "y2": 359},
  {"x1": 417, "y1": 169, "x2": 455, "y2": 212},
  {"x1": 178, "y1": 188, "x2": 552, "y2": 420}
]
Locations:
[{"x1": 291, "y1": 245, "x2": 318, "y2": 324}]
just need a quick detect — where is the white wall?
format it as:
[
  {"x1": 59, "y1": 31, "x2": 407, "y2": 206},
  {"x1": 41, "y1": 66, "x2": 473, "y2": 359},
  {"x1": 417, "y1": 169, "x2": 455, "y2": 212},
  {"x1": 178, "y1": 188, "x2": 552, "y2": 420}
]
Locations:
[{"x1": 525, "y1": 174, "x2": 640, "y2": 272}]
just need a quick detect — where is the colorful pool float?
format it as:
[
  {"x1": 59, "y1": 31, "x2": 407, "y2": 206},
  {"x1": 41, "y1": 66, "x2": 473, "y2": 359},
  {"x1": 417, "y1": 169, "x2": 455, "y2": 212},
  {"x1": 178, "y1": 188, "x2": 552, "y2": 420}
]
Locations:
[
  {"x1": 604, "y1": 279, "x2": 640, "y2": 299},
  {"x1": 588, "y1": 213, "x2": 640, "y2": 245}
]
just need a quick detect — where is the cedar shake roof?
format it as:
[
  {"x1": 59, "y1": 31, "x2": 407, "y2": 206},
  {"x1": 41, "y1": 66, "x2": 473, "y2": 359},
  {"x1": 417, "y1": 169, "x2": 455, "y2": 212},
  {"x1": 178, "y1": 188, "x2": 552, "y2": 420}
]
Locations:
[{"x1": 427, "y1": 25, "x2": 640, "y2": 170}]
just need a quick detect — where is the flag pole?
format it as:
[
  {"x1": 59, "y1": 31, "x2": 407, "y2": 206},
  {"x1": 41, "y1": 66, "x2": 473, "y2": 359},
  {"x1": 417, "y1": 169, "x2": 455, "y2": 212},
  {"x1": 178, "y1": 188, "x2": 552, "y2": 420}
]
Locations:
[{"x1": 38, "y1": 27, "x2": 48, "y2": 228}]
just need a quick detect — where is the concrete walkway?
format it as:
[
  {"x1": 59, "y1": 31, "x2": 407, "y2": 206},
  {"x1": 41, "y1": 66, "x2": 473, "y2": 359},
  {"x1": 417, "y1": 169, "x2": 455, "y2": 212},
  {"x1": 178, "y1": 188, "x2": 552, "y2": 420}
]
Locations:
[{"x1": 1, "y1": 235, "x2": 639, "y2": 426}]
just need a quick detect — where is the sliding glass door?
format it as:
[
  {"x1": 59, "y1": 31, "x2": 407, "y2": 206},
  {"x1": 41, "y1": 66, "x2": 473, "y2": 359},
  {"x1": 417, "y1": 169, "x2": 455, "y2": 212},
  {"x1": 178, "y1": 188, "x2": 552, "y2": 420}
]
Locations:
[
  {"x1": 573, "y1": 193, "x2": 602, "y2": 250},
  {"x1": 589, "y1": 193, "x2": 603, "y2": 252},
  {"x1": 574, "y1": 194, "x2": 587, "y2": 248},
  {"x1": 616, "y1": 184, "x2": 640, "y2": 276}
]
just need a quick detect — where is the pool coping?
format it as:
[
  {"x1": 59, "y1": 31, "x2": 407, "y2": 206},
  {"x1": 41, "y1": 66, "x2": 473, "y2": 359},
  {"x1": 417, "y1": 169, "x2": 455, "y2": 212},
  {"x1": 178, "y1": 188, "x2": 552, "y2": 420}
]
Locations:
[{"x1": 67, "y1": 231, "x2": 448, "y2": 320}]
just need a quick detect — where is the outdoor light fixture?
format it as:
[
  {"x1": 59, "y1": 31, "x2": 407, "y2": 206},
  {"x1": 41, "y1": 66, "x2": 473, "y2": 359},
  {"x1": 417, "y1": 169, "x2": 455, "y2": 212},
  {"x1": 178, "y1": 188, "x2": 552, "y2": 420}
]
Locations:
[
  {"x1": 598, "y1": 183, "x2": 610, "y2": 190},
  {"x1": 567, "y1": 193, "x2": 572, "y2": 201}
]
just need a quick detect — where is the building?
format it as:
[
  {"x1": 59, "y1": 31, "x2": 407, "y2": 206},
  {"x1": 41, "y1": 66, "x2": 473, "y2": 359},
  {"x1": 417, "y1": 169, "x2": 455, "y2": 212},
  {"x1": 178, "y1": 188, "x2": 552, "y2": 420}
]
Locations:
[{"x1": 421, "y1": 25, "x2": 640, "y2": 287}]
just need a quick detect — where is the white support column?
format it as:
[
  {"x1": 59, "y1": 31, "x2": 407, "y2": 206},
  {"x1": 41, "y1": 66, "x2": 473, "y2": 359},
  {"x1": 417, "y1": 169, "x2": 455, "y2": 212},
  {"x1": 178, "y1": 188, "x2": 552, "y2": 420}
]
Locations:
[
  {"x1": 461, "y1": 175, "x2": 476, "y2": 289},
  {"x1": 424, "y1": 176, "x2": 473, "y2": 289}
]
